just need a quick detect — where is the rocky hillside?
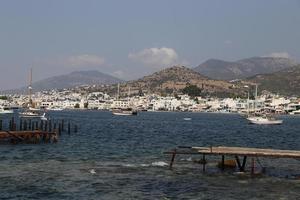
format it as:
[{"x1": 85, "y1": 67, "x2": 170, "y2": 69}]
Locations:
[
  {"x1": 246, "y1": 65, "x2": 300, "y2": 96},
  {"x1": 194, "y1": 57, "x2": 298, "y2": 80},
  {"x1": 112, "y1": 66, "x2": 241, "y2": 97}
]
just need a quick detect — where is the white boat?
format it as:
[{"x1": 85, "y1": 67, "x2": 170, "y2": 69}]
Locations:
[
  {"x1": 0, "y1": 108, "x2": 14, "y2": 114},
  {"x1": 46, "y1": 107, "x2": 64, "y2": 111},
  {"x1": 247, "y1": 116, "x2": 283, "y2": 125},
  {"x1": 19, "y1": 110, "x2": 41, "y2": 118},
  {"x1": 112, "y1": 108, "x2": 137, "y2": 116},
  {"x1": 290, "y1": 110, "x2": 300, "y2": 115},
  {"x1": 111, "y1": 84, "x2": 137, "y2": 116}
]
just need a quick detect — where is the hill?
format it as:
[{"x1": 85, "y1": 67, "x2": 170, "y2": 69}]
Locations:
[
  {"x1": 110, "y1": 66, "x2": 240, "y2": 97},
  {"x1": 246, "y1": 65, "x2": 300, "y2": 96},
  {"x1": 5, "y1": 70, "x2": 123, "y2": 93},
  {"x1": 194, "y1": 57, "x2": 297, "y2": 80}
]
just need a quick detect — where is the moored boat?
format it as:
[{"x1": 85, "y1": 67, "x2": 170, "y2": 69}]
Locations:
[
  {"x1": 112, "y1": 108, "x2": 137, "y2": 116},
  {"x1": 246, "y1": 115, "x2": 283, "y2": 125}
]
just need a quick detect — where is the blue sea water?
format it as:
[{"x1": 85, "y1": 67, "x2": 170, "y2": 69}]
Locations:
[{"x1": 0, "y1": 111, "x2": 300, "y2": 199}]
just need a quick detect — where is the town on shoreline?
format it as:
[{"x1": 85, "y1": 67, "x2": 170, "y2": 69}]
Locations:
[{"x1": 1, "y1": 87, "x2": 300, "y2": 115}]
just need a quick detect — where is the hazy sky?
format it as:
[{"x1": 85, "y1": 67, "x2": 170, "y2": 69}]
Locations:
[{"x1": 1, "y1": 0, "x2": 300, "y2": 90}]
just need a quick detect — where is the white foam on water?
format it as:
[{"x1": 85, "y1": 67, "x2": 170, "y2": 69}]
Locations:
[
  {"x1": 183, "y1": 118, "x2": 192, "y2": 121},
  {"x1": 89, "y1": 169, "x2": 96, "y2": 174},
  {"x1": 151, "y1": 161, "x2": 169, "y2": 167},
  {"x1": 122, "y1": 163, "x2": 136, "y2": 167},
  {"x1": 140, "y1": 164, "x2": 150, "y2": 167}
]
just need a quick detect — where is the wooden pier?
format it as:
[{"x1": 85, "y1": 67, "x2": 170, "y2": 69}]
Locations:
[
  {"x1": 165, "y1": 146, "x2": 300, "y2": 174},
  {"x1": 0, "y1": 130, "x2": 58, "y2": 144},
  {"x1": 0, "y1": 116, "x2": 78, "y2": 144}
]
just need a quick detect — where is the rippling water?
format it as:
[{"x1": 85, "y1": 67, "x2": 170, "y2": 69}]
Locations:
[{"x1": 0, "y1": 111, "x2": 300, "y2": 199}]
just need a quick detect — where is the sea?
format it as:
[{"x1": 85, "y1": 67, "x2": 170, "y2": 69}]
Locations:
[{"x1": 0, "y1": 111, "x2": 300, "y2": 200}]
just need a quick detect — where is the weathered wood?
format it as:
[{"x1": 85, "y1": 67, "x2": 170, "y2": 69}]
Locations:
[
  {"x1": 0, "y1": 130, "x2": 58, "y2": 144},
  {"x1": 190, "y1": 146, "x2": 300, "y2": 159}
]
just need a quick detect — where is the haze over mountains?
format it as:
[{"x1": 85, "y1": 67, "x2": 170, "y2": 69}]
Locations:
[
  {"x1": 5, "y1": 70, "x2": 123, "y2": 93},
  {"x1": 194, "y1": 57, "x2": 298, "y2": 80}
]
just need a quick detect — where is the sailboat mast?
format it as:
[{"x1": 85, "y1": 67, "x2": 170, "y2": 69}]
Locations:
[
  {"x1": 117, "y1": 83, "x2": 120, "y2": 100},
  {"x1": 29, "y1": 68, "x2": 33, "y2": 107},
  {"x1": 254, "y1": 84, "x2": 258, "y2": 112}
]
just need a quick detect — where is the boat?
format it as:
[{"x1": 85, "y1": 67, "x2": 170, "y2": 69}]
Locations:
[
  {"x1": 112, "y1": 108, "x2": 137, "y2": 116},
  {"x1": 0, "y1": 107, "x2": 14, "y2": 114},
  {"x1": 19, "y1": 68, "x2": 43, "y2": 118},
  {"x1": 19, "y1": 110, "x2": 42, "y2": 118},
  {"x1": 244, "y1": 84, "x2": 282, "y2": 125},
  {"x1": 46, "y1": 107, "x2": 64, "y2": 111},
  {"x1": 111, "y1": 84, "x2": 137, "y2": 116},
  {"x1": 289, "y1": 110, "x2": 300, "y2": 115},
  {"x1": 246, "y1": 115, "x2": 283, "y2": 125}
]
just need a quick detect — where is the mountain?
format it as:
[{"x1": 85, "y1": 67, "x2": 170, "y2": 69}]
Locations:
[
  {"x1": 6, "y1": 70, "x2": 123, "y2": 93},
  {"x1": 246, "y1": 65, "x2": 300, "y2": 96},
  {"x1": 194, "y1": 57, "x2": 298, "y2": 80},
  {"x1": 113, "y1": 66, "x2": 240, "y2": 97}
]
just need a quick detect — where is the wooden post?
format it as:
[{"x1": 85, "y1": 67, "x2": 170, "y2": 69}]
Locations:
[
  {"x1": 251, "y1": 157, "x2": 255, "y2": 175},
  {"x1": 68, "y1": 121, "x2": 70, "y2": 134},
  {"x1": 235, "y1": 156, "x2": 247, "y2": 172},
  {"x1": 9, "y1": 120, "x2": 11, "y2": 131},
  {"x1": 44, "y1": 121, "x2": 48, "y2": 132},
  {"x1": 11, "y1": 117, "x2": 15, "y2": 130},
  {"x1": 40, "y1": 120, "x2": 44, "y2": 131},
  {"x1": 24, "y1": 120, "x2": 27, "y2": 131},
  {"x1": 74, "y1": 124, "x2": 78, "y2": 133},
  {"x1": 169, "y1": 149, "x2": 177, "y2": 170},
  {"x1": 221, "y1": 155, "x2": 225, "y2": 171},
  {"x1": 49, "y1": 120, "x2": 52, "y2": 132},
  {"x1": 58, "y1": 123, "x2": 62, "y2": 135},
  {"x1": 13, "y1": 122, "x2": 16, "y2": 131},
  {"x1": 202, "y1": 154, "x2": 206, "y2": 172},
  {"x1": 19, "y1": 119, "x2": 23, "y2": 131},
  {"x1": 28, "y1": 119, "x2": 32, "y2": 130},
  {"x1": 62, "y1": 119, "x2": 65, "y2": 132}
]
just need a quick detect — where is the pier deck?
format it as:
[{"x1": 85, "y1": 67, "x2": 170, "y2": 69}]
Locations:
[
  {"x1": 190, "y1": 146, "x2": 300, "y2": 159},
  {"x1": 0, "y1": 130, "x2": 58, "y2": 144},
  {"x1": 165, "y1": 146, "x2": 300, "y2": 173}
]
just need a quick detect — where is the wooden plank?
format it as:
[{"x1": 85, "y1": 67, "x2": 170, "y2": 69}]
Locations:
[{"x1": 190, "y1": 146, "x2": 300, "y2": 159}]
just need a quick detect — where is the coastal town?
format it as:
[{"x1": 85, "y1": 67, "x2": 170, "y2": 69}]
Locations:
[{"x1": 1, "y1": 86, "x2": 300, "y2": 115}]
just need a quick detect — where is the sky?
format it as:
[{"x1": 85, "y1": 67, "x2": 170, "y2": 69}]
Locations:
[{"x1": 0, "y1": 0, "x2": 300, "y2": 90}]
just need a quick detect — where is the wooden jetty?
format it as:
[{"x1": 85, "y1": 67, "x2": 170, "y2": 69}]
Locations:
[
  {"x1": 0, "y1": 130, "x2": 58, "y2": 144},
  {"x1": 0, "y1": 116, "x2": 78, "y2": 144},
  {"x1": 165, "y1": 146, "x2": 300, "y2": 174}
]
